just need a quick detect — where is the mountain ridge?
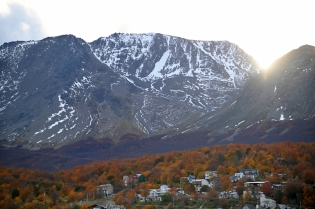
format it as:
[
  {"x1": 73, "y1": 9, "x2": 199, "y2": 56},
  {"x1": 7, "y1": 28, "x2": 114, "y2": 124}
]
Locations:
[{"x1": 0, "y1": 33, "x2": 260, "y2": 149}]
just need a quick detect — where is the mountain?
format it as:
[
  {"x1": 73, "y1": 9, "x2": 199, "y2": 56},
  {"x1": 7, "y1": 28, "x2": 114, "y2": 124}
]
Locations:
[
  {"x1": 1, "y1": 41, "x2": 314, "y2": 171},
  {"x1": 0, "y1": 33, "x2": 259, "y2": 149},
  {"x1": 172, "y1": 44, "x2": 315, "y2": 143}
]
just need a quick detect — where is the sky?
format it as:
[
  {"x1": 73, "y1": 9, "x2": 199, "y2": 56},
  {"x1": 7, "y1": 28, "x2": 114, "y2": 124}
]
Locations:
[{"x1": 1, "y1": 0, "x2": 314, "y2": 69}]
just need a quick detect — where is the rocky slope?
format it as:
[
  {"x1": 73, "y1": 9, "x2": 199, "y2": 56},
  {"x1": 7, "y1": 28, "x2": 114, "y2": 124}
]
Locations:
[
  {"x1": 174, "y1": 45, "x2": 315, "y2": 142},
  {"x1": 0, "y1": 33, "x2": 259, "y2": 149}
]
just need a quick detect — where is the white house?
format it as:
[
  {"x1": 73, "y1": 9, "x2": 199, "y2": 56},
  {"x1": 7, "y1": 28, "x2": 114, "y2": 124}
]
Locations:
[
  {"x1": 96, "y1": 184, "x2": 114, "y2": 197},
  {"x1": 230, "y1": 173, "x2": 245, "y2": 182},
  {"x1": 123, "y1": 176, "x2": 129, "y2": 186},
  {"x1": 147, "y1": 185, "x2": 170, "y2": 202},
  {"x1": 190, "y1": 179, "x2": 210, "y2": 186},
  {"x1": 260, "y1": 194, "x2": 276, "y2": 209},
  {"x1": 235, "y1": 173, "x2": 244, "y2": 180}
]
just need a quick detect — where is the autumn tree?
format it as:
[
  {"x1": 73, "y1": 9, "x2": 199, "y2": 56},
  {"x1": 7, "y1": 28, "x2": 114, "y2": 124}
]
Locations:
[
  {"x1": 220, "y1": 176, "x2": 231, "y2": 191},
  {"x1": 0, "y1": 196, "x2": 15, "y2": 209},
  {"x1": 183, "y1": 183, "x2": 195, "y2": 195},
  {"x1": 283, "y1": 180, "x2": 303, "y2": 202},
  {"x1": 243, "y1": 191, "x2": 251, "y2": 202},
  {"x1": 125, "y1": 190, "x2": 136, "y2": 204},
  {"x1": 302, "y1": 185, "x2": 315, "y2": 208},
  {"x1": 261, "y1": 182, "x2": 272, "y2": 197},
  {"x1": 20, "y1": 185, "x2": 34, "y2": 202}
]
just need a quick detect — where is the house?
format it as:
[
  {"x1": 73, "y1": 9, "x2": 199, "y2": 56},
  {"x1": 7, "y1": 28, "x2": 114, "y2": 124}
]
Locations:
[
  {"x1": 239, "y1": 169, "x2": 259, "y2": 178},
  {"x1": 189, "y1": 179, "x2": 210, "y2": 192},
  {"x1": 260, "y1": 193, "x2": 276, "y2": 209},
  {"x1": 190, "y1": 179, "x2": 210, "y2": 187},
  {"x1": 188, "y1": 175, "x2": 196, "y2": 181},
  {"x1": 242, "y1": 204, "x2": 256, "y2": 209},
  {"x1": 272, "y1": 184, "x2": 283, "y2": 190},
  {"x1": 128, "y1": 174, "x2": 145, "y2": 185},
  {"x1": 89, "y1": 204, "x2": 106, "y2": 209},
  {"x1": 230, "y1": 176, "x2": 238, "y2": 183},
  {"x1": 205, "y1": 171, "x2": 218, "y2": 180},
  {"x1": 147, "y1": 185, "x2": 170, "y2": 202},
  {"x1": 123, "y1": 176, "x2": 129, "y2": 186},
  {"x1": 243, "y1": 181, "x2": 270, "y2": 198},
  {"x1": 219, "y1": 191, "x2": 239, "y2": 199},
  {"x1": 244, "y1": 181, "x2": 270, "y2": 188},
  {"x1": 107, "y1": 205, "x2": 125, "y2": 209},
  {"x1": 96, "y1": 184, "x2": 114, "y2": 197},
  {"x1": 230, "y1": 173, "x2": 245, "y2": 182},
  {"x1": 88, "y1": 204, "x2": 125, "y2": 209},
  {"x1": 244, "y1": 174, "x2": 256, "y2": 181}
]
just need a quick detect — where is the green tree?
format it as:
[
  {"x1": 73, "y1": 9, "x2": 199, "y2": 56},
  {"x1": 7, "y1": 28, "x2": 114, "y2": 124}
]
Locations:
[
  {"x1": 161, "y1": 193, "x2": 170, "y2": 202},
  {"x1": 138, "y1": 174, "x2": 146, "y2": 183},
  {"x1": 11, "y1": 188, "x2": 20, "y2": 199},
  {"x1": 200, "y1": 185, "x2": 210, "y2": 192}
]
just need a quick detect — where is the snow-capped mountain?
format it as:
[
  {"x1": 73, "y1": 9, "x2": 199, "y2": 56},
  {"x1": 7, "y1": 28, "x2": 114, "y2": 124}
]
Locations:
[
  {"x1": 91, "y1": 33, "x2": 258, "y2": 109},
  {"x1": 0, "y1": 33, "x2": 260, "y2": 149}
]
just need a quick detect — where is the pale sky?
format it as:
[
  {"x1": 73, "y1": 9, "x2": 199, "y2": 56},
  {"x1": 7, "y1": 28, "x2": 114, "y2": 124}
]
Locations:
[{"x1": 1, "y1": 0, "x2": 314, "y2": 69}]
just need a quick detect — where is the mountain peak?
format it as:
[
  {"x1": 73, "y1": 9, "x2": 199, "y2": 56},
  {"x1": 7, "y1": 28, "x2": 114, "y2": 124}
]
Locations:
[{"x1": 294, "y1": 44, "x2": 315, "y2": 56}]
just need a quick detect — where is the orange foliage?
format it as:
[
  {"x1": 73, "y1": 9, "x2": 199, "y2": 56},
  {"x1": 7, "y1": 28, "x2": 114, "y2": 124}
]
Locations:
[{"x1": 1, "y1": 142, "x2": 315, "y2": 208}]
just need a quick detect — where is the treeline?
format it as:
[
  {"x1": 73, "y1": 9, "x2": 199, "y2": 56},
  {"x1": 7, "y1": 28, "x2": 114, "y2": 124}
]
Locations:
[{"x1": 1, "y1": 141, "x2": 315, "y2": 208}]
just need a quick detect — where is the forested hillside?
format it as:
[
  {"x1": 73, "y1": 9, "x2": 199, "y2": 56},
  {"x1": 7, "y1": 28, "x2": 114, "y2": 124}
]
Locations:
[{"x1": 1, "y1": 142, "x2": 315, "y2": 209}]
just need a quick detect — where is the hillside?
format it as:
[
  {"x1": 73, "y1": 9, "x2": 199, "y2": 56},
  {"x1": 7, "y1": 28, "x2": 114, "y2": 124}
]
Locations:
[{"x1": 1, "y1": 142, "x2": 315, "y2": 209}]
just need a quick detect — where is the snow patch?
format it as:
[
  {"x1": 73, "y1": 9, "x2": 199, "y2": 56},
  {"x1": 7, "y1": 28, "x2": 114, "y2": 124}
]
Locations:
[
  {"x1": 280, "y1": 114, "x2": 285, "y2": 121},
  {"x1": 235, "y1": 120, "x2": 245, "y2": 127},
  {"x1": 147, "y1": 50, "x2": 170, "y2": 80}
]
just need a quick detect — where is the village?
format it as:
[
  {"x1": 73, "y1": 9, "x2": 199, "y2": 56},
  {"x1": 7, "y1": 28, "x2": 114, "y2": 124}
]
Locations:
[
  {"x1": 1, "y1": 142, "x2": 313, "y2": 209},
  {"x1": 90, "y1": 168, "x2": 294, "y2": 209}
]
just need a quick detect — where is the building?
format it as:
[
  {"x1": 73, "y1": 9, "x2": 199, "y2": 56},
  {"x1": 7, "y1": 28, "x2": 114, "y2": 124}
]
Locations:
[
  {"x1": 243, "y1": 181, "x2": 270, "y2": 198},
  {"x1": 188, "y1": 175, "x2": 196, "y2": 181},
  {"x1": 260, "y1": 194, "x2": 276, "y2": 209},
  {"x1": 97, "y1": 184, "x2": 114, "y2": 197},
  {"x1": 147, "y1": 185, "x2": 170, "y2": 202},
  {"x1": 239, "y1": 169, "x2": 259, "y2": 178},
  {"x1": 123, "y1": 176, "x2": 129, "y2": 186},
  {"x1": 230, "y1": 172, "x2": 245, "y2": 182},
  {"x1": 219, "y1": 191, "x2": 239, "y2": 199},
  {"x1": 88, "y1": 204, "x2": 125, "y2": 209}
]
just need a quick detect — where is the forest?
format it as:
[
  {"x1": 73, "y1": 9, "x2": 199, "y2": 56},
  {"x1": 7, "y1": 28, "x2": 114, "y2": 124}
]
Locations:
[{"x1": 1, "y1": 141, "x2": 315, "y2": 209}]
